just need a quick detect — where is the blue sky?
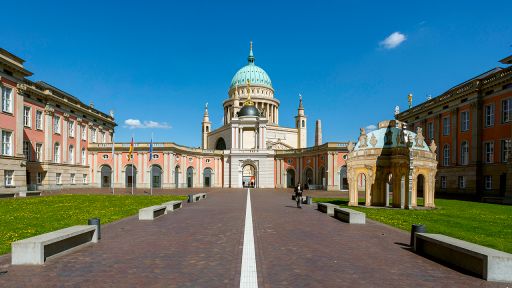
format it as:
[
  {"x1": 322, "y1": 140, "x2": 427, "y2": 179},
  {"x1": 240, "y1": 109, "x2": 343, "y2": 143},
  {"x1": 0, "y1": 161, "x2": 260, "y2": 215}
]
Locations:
[{"x1": 1, "y1": 0, "x2": 511, "y2": 146}]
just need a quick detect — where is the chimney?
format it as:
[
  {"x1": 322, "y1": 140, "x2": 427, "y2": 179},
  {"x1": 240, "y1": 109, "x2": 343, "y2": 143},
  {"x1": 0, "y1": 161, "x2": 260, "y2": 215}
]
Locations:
[{"x1": 315, "y1": 120, "x2": 322, "y2": 146}]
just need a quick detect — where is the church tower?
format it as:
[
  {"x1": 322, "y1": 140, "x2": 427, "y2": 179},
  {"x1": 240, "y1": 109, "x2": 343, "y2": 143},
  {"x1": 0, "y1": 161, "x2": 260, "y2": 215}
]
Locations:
[
  {"x1": 202, "y1": 103, "x2": 211, "y2": 149},
  {"x1": 295, "y1": 95, "x2": 307, "y2": 148}
]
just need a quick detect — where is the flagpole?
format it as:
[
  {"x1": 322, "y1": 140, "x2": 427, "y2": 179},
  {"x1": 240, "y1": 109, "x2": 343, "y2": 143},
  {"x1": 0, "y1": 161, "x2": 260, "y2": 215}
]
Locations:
[
  {"x1": 131, "y1": 134, "x2": 134, "y2": 195},
  {"x1": 112, "y1": 134, "x2": 115, "y2": 195}
]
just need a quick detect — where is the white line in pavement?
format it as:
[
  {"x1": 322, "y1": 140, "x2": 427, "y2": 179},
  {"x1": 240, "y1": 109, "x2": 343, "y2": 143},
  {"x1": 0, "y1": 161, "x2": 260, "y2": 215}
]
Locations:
[{"x1": 240, "y1": 188, "x2": 258, "y2": 288}]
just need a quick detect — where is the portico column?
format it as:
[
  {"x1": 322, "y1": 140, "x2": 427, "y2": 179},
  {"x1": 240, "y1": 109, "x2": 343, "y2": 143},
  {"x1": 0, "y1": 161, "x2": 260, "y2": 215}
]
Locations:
[{"x1": 163, "y1": 152, "x2": 169, "y2": 188}]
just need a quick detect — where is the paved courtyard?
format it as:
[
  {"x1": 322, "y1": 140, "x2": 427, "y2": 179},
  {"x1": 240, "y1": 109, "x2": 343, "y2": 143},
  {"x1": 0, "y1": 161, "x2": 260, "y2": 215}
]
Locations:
[{"x1": 0, "y1": 189, "x2": 508, "y2": 287}]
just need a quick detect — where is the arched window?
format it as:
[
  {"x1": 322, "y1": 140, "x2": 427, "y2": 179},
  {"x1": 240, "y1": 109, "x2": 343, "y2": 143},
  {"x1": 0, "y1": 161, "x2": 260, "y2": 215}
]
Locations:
[
  {"x1": 69, "y1": 145, "x2": 74, "y2": 164},
  {"x1": 54, "y1": 143, "x2": 60, "y2": 163},
  {"x1": 461, "y1": 141, "x2": 469, "y2": 165},
  {"x1": 301, "y1": 120, "x2": 305, "y2": 128},
  {"x1": 215, "y1": 138, "x2": 226, "y2": 150},
  {"x1": 443, "y1": 144, "x2": 450, "y2": 166}
]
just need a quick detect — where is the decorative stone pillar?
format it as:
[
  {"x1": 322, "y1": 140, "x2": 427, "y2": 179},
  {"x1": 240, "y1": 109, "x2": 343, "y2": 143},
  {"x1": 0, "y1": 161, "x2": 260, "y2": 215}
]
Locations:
[{"x1": 44, "y1": 105, "x2": 54, "y2": 162}]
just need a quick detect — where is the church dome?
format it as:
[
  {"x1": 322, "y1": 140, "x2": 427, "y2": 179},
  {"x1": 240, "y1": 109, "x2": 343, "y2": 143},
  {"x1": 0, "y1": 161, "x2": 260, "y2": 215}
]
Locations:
[
  {"x1": 230, "y1": 42, "x2": 272, "y2": 89},
  {"x1": 237, "y1": 105, "x2": 260, "y2": 117}
]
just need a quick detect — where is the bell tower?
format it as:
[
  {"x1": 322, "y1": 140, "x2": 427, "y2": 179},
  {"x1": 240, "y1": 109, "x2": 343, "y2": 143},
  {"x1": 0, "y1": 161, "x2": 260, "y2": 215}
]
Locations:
[
  {"x1": 202, "y1": 103, "x2": 211, "y2": 149},
  {"x1": 295, "y1": 94, "x2": 307, "y2": 148}
]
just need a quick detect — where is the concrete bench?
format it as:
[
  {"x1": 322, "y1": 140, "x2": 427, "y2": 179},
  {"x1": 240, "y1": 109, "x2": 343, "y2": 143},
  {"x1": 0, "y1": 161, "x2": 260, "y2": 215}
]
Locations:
[
  {"x1": 11, "y1": 225, "x2": 98, "y2": 265},
  {"x1": 138, "y1": 205, "x2": 167, "y2": 220},
  {"x1": 17, "y1": 191, "x2": 42, "y2": 197},
  {"x1": 414, "y1": 233, "x2": 512, "y2": 282},
  {"x1": 188, "y1": 193, "x2": 207, "y2": 203},
  {"x1": 162, "y1": 200, "x2": 183, "y2": 212},
  {"x1": 317, "y1": 203, "x2": 338, "y2": 216},
  {"x1": 197, "y1": 193, "x2": 207, "y2": 200},
  {"x1": 333, "y1": 207, "x2": 366, "y2": 224}
]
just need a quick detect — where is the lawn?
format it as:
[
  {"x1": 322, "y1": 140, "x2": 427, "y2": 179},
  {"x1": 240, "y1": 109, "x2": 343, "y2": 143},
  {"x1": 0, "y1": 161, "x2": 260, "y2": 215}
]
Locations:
[
  {"x1": 0, "y1": 194, "x2": 187, "y2": 255},
  {"x1": 313, "y1": 197, "x2": 512, "y2": 253}
]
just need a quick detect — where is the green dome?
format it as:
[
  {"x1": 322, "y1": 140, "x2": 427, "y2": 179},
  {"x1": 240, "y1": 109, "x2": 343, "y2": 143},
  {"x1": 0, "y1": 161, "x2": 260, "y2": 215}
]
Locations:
[{"x1": 230, "y1": 42, "x2": 273, "y2": 89}]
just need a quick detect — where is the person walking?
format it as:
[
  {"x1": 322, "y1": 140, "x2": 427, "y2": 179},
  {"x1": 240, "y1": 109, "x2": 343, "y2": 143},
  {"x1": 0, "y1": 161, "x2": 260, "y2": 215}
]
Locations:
[{"x1": 294, "y1": 182, "x2": 303, "y2": 208}]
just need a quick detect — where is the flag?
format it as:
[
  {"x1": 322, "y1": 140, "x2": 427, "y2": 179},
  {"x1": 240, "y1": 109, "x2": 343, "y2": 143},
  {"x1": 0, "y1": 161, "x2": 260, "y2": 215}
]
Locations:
[
  {"x1": 149, "y1": 136, "x2": 153, "y2": 161},
  {"x1": 127, "y1": 137, "x2": 134, "y2": 160}
]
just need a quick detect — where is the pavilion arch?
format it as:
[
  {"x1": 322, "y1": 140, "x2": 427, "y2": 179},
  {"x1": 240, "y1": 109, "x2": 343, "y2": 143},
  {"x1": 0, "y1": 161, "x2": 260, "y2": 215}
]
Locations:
[
  {"x1": 339, "y1": 166, "x2": 348, "y2": 190},
  {"x1": 150, "y1": 164, "x2": 163, "y2": 188},
  {"x1": 286, "y1": 168, "x2": 296, "y2": 188},
  {"x1": 100, "y1": 165, "x2": 112, "y2": 188},
  {"x1": 174, "y1": 165, "x2": 180, "y2": 188},
  {"x1": 304, "y1": 167, "x2": 313, "y2": 186},
  {"x1": 242, "y1": 164, "x2": 256, "y2": 188},
  {"x1": 203, "y1": 167, "x2": 213, "y2": 187},
  {"x1": 125, "y1": 164, "x2": 137, "y2": 188},
  {"x1": 318, "y1": 166, "x2": 326, "y2": 186},
  {"x1": 186, "y1": 166, "x2": 195, "y2": 188},
  {"x1": 215, "y1": 138, "x2": 226, "y2": 150}
]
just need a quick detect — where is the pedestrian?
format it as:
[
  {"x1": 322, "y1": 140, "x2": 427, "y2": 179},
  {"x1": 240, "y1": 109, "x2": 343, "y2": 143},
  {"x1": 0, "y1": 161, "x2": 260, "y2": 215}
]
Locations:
[{"x1": 294, "y1": 182, "x2": 303, "y2": 208}]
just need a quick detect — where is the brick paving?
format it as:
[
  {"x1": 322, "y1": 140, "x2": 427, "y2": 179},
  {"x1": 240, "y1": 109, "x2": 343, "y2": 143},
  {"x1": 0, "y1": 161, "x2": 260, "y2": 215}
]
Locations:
[{"x1": 0, "y1": 188, "x2": 508, "y2": 287}]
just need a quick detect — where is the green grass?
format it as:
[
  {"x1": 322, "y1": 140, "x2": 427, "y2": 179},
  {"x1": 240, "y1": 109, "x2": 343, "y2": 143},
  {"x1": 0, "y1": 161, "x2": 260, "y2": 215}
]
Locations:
[
  {"x1": 0, "y1": 194, "x2": 187, "y2": 255},
  {"x1": 313, "y1": 197, "x2": 512, "y2": 253}
]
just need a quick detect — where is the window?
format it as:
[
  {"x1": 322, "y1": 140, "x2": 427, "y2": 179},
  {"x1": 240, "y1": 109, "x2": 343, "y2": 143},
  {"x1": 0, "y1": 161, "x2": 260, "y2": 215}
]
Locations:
[
  {"x1": 458, "y1": 176, "x2": 466, "y2": 189},
  {"x1": 442, "y1": 117, "x2": 450, "y2": 136},
  {"x1": 427, "y1": 122, "x2": 434, "y2": 140},
  {"x1": 101, "y1": 132, "x2": 106, "y2": 143},
  {"x1": 440, "y1": 176, "x2": 447, "y2": 189},
  {"x1": 484, "y1": 142, "x2": 494, "y2": 163},
  {"x1": 484, "y1": 104, "x2": 494, "y2": 127},
  {"x1": 56, "y1": 173, "x2": 62, "y2": 185},
  {"x1": 503, "y1": 98, "x2": 511, "y2": 123},
  {"x1": 36, "y1": 172, "x2": 43, "y2": 184},
  {"x1": 70, "y1": 173, "x2": 75, "y2": 184},
  {"x1": 35, "y1": 110, "x2": 43, "y2": 130},
  {"x1": 301, "y1": 120, "x2": 305, "y2": 128},
  {"x1": 69, "y1": 121, "x2": 75, "y2": 137},
  {"x1": 461, "y1": 111, "x2": 469, "y2": 131},
  {"x1": 53, "y1": 116, "x2": 61, "y2": 134},
  {"x1": 443, "y1": 145, "x2": 450, "y2": 166},
  {"x1": 502, "y1": 139, "x2": 511, "y2": 163},
  {"x1": 81, "y1": 125, "x2": 86, "y2": 140},
  {"x1": 69, "y1": 145, "x2": 74, "y2": 164},
  {"x1": 4, "y1": 170, "x2": 14, "y2": 187},
  {"x1": 1, "y1": 131, "x2": 13, "y2": 156},
  {"x1": 54, "y1": 143, "x2": 60, "y2": 163},
  {"x1": 23, "y1": 106, "x2": 31, "y2": 127},
  {"x1": 83, "y1": 174, "x2": 88, "y2": 184},
  {"x1": 1, "y1": 86, "x2": 13, "y2": 113},
  {"x1": 35, "y1": 143, "x2": 43, "y2": 162},
  {"x1": 152, "y1": 154, "x2": 159, "y2": 159},
  {"x1": 460, "y1": 141, "x2": 469, "y2": 165},
  {"x1": 102, "y1": 154, "x2": 109, "y2": 160},
  {"x1": 81, "y1": 148, "x2": 86, "y2": 165},
  {"x1": 23, "y1": 141, "x2": 31, "y2": 161},
  {"x1": 205, "y1": 158, "x2": 211, "y2": 163},
  {"x1": 484, "y1": 175, "x2": 492, "y2": 190},
  {"x1": 90, "y1": 128, "x2": 97, "y2": 143}
]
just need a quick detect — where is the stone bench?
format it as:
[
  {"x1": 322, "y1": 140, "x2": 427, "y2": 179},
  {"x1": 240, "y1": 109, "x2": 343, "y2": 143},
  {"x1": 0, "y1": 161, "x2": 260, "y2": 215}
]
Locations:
[
  {"x1": 333, "y1": 207, "x2": 366, "y2": 224},
  {"x1": 11, "y1": 225, "x2": 98, "y2": 265},
  {"x1": 197, "y1": 193, "x2": 207, "y2": 200},
  {"x1": 317, "y1": 203, "x2": 338, "y2": 216},
  {"x1": 414, "y1": 233, "x2": 512, "y2": 282},
  {"x1": 0, "y1": 192, "x2": 16, "y2": 198},
  {"x1": 17, "y1": 191, "x2": 42, "y2": 197},
  {"x1": 138, "y1": 205, "x2": 167, "y2": 220},
  {"x1": 188, "y1": 193, "x2": 207, "y2": 203},
  {"x1": 162, "y1": 200, "x2": 183, "y2": 212}
]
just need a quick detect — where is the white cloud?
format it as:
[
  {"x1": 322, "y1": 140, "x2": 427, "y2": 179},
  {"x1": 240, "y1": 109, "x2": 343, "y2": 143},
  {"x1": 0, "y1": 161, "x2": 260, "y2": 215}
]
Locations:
[
  {"x1": 379, "y1": 32, "x2": 406, "y2": 49},
  {"x1": 124, "y1": 119, "x2": 171, "y2": 129},
  {"x1": 365, "y1": 124, "x2": 377, "y2": 132}
]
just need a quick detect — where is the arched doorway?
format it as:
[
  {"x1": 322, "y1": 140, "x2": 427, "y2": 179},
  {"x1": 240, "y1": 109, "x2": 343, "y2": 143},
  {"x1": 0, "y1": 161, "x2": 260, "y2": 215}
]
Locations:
[
  {"x1": 358, "y1": 173, "x2": 366, "y2": 205},
  {"x1": 417, "y1": 174, "x2": 425, "y2": 203},
  {"x1": 174, "y1": 165, "x2": 180, "y2": 188},
  {"x1": 125, "y1": 164, "x2": 137, "y2": 188},
  {"x1": 215, "y1": 138, "x2": 226, "y2": 150},
  {"x1": 340, "y1": 166, "x2": 348, "y2": 190},
  {"x1": 304, "y1": 168, "x2": 313, "y2": 186},
  {"x1": 187, "y1": 167, "x2": 194, "y2": 188},
  {"x1": 319, "y1": 167, "x2": 325, "y2": 187},
  {"x1": 242, "y1": 164, "x2": 256, "y2": 188},
  {"x1": 101, "y1": 165, "x2": 112, "y2": 188},
  {"x1": 286, "y1": 169, "x2": 295, "y2": 188},
  {"x1": 151, "y1": 165, "x2": 162, "y2": 188},
  {"x1": 204, "y1": 168, "x2": 212, "y2": 187}
]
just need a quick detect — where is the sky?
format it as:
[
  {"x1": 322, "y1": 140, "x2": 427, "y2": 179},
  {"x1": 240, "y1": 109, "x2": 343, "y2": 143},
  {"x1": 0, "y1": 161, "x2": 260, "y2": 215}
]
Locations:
[{"x1": 1, "y1": 0, "x2": 511, "y2": 146}]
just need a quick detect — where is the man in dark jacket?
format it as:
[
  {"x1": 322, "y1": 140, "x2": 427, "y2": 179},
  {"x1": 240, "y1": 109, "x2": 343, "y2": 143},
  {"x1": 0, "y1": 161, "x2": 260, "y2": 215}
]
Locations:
[{"x1": 294, "y1": 183, "x2": 303, "y2": 208}]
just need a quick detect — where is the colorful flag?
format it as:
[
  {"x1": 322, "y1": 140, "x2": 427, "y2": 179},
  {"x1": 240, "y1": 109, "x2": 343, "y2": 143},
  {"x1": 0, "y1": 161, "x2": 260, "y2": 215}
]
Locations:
[
  {"x1": 149, "y1": 136, "x2": 153, "y2": 161},
  {"x1": 127, "y1": 137, "x2": 134, "y2": 160}
]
